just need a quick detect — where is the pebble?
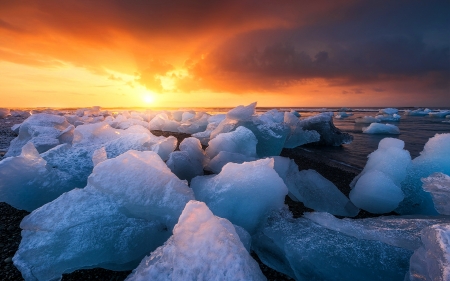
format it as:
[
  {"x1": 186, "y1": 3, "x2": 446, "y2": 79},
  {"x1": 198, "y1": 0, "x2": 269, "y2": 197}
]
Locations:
[{"x1": 4, "y1": 257, "x2": 12, "y2": 263}]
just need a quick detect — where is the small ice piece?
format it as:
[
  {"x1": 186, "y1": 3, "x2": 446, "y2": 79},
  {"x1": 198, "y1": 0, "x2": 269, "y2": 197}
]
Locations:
[
  {"x1": 297, "y1": 112, "x2": 353, "y2": 146},
  {"x1": 350, "y1": 138, "x2": 410, "y2": 214},
  {"x1": 191, "y1": 159, "x2": 287, "y2": 234},
  {"x1": 421, "y1": 173, "x2": 450, "y2": 215},
  {"x1": 258, "y1": 109, "x2": 285, "y2": 124},
  {"x1": 205, "y1": 126, "x2": 258, "y2": 159},
  {"x1": 335, "y1": 112, "x2": 352, "y2": 119},
  {"x1": 92, "y1": 147, "x2": 107, "y2": 166},
  {"x1": 178, "y1": 113, "x2": 209, "y2": 134},
  {"x1": 428, "y1": 110, "x2": 450, "y2": 118},
  {"x1": 354, "y1": 116, "x2": 380, "y2": 124},
  {"x1": 304, "y1": 212, "x2": 450, "y2": 251},
  {"x1": 181, "y1": 111, "x2": 195, "y2": 122},
  {"x1": 161, "y1": 120, "x2": 180, "y2": 132},
  {"x1": 397, "y1": 133, "x2": 450, "y2": 215},
  {"x1": 285, "y1": 162, "x2": 359, "y2": 217},
  {"x1": 150, "y1": 136, "x2": 177, "y2": 161},
  {"x1": 116, "y1": 119, "x2": 150, "y2": 130},
  {"x1": 126, "y1": 201, "x2": 266, "y2": 281},
  {"x1": 404, "y1": 108, "x2": 431, "y2": 116},
  {"x1": 362, "y1": 123, "x2": 400, "y2": 134},
  {"x1": 375, "y1": 114, "x2": 401, "y2": 122},
  {"x1": 379, "y1": 108, "x2": 399, "y2": 115},
  {"x1": 252, "y1": 208, "x2": 412, "y2": 281},
  {"x1": 408, "y1": 224, "x2": 450, "y2": 281},
  {"x1": 205, "y1": 151, "x2": 257, "y2": 174},
  {"x1": 5, "y1": 113, "x2": 74, "y2": 157},
  {"x1": 166, "y1": 151, "x2": 203, "y2": 182},
  {"x1": 0, "y1": 108, "x2": 10, "y2": 118},
  {"x1": 226, "y1": 102, "x2": 257, "y2": 121},
  {"x1": 0, "y1": 143, "x2": 72, "y2": 211},
  {"x1": 149, "y1": 112, "x2": 169, "y2": 130},
  {"x1": 179, "y1": 137, "x2": 208, "y2": 167}
]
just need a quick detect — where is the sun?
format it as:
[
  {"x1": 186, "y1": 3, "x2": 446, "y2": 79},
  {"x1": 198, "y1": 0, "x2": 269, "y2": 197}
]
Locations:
[{"x1": 143, "y1": 94, "x2": 155, "y2": 104}]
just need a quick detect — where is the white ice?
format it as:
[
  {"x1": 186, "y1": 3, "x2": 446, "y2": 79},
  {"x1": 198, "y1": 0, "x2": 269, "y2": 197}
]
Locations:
[{"x1": 362, "y1": 123, "x2": 400, "y2": 134}]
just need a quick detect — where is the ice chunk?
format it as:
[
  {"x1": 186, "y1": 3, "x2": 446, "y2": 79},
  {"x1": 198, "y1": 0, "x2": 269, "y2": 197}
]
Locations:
[
  {"x1": 13, "y1": 189, "x2": 171, "y2": 281},
  {"x1": 380, "y1": 108, "x2": 399, "y2": 115},
  {"x1": 11, "y1": 110, "x2": 31, "y2": 118},
  {"x1": 350, "y1": 138, "x2": 410, "y2": 214},
  {"x1": 0, "y1": 108, "x2": 11, "y2": 118},
  {"x1": 362, "y1": 123, "x2": 400, "y2": 134},
  {"x1": 246, "y1": 121, "x2": 290, "y2": 157},
  {"x1": 5, "y1": 113, "x2": 73, "y2": 157},
  {"x1": 375, "y1": 114, "x2": 401, "y2": 122},
  {"x1": 396, "y1": 133, "x2": 450, "y2": 215},
  {"x1": 354, "y1": 116, "x2": 380, "y2": 124},
  {"x1": 421, "y1": 173, "x2": 450, "y2": 215},
  {"x1": 404, "y1": 108, "x2": 431, "y2": 116},
  {"x1": 0, "y1": 143, "x2": 72, "y2": 211},
  {"x1": 179, "y1": 137, "x2": 208, "y2": 167},
  {"x1": 206, "y1": 126, "x2": 258, "y2": 159},
  {"x1": 178, "y1": 113, "x2": 209, "y2": 134},
  {"x1": 28, "y1": 136, "x2": 61, "y2": 153},
  {"x1": 428, "y1": 110, "x2": 450, "y2": 118},
  {"x1": 285, "y1": 161, "x2": 359, "y2": 217},
  {"x1": 305, "y1": 212, "x2": 450, "y2": 251},
  {"x1": 297, "y1": 112, "x2": 353, "y2": 146},
  {"x1": 126, "y1": 201, "x2": 265, "y2": 281},
  {"x1": 205, "y1": 151, "x2": 256, "y2": 174},
  {"x1": 116, "y1": 119, "x2": 150, "y2": 130},
  {"x1": 92, "y1": 147, "x2": 107, "y2": 166},
  {"x1": 258, "y1": 109, "x2": 285, "y2": 124},
  {"x1": 150, "y1": 136, "x2": 177, "y2": 161},
  {"x1": 87, "y1": 150, "x2": 194, "y2": 228},
  {"x1": 166, "y1": 151, "x2": 203, "y2": 182},
  {"x1": 191, "y1": 159, "x2": 287, "y2": 234},
  {"x1": 408, "y1": 224, "x2": 450, "y2": 281},
  {"x1": 149, "y1": 112, "x2": 169, "y2": 130},
  {"x1": 252, "y1": 208, "x2": 412, "y2": 281},
  {"x1": 226, "y1": 102, "x2": 257, "y2": 121}
]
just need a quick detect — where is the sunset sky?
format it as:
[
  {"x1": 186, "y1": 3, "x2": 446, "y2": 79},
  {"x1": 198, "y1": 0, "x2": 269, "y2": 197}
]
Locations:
[{"x1": 0, "y1": 0, "x2": 449, "y2": 108}]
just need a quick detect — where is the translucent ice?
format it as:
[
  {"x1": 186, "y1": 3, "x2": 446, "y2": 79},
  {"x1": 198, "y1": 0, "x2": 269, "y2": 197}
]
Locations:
[
  {"x1": 0, "y1": 143, "x2": 72, "y2": 211},
  {"x1": 252, "y1": 208, "x2": 412, "y2": 281},
  {"x1": 304, "y1": 212, "x2": 450, "y2": 251},
  {"x1": 5, "y1": 113, "x2": 74, "y2": 157},
  {"x1": 167, "y1": 138, "x2": 206, "y2": 182},
  {"x1": 126, "y1": 201, "x2": 266, "y2": 281},
  {"x1": 350, "y1": 138, "x2": 410, "y2": 213},
  {"x1": 284, "y1": 160, "x2": 359, "y2": 217},
  {"x1": 226, "y1": 102, "x2": 257, "y2": 121},
  {"x1": 421, "y1": 173, "x2": 450, "y2": 215},
  {"x1": 428, "y1": 110, "x2": 450, "y2": 118},
  {"x1": 408, "y1": 224, "x2": 450, "y2": 281},
  {"x1": 191, "y1": 159, "x2": 287, "y2": 234},
  {"x1": 150, "y1": 136, "x2": 177, "y2": 161},
  {"x1": 397, "y1": 133, "x2": 450, "y2": 215},
  {"x1": 362, "y1": 123, "x2": 400, "y2": 134},
  {"x1": 205, "y1": 126, "x2": 258, "y2": 159},
  {"x1": 380, "y1": 108, "x2": 399, "y2": 115}
]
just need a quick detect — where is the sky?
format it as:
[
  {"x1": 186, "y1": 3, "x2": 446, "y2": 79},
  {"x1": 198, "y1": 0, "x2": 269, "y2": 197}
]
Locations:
[{"x1": 0, "y1": 0, "x2": 449, "y2": 108}]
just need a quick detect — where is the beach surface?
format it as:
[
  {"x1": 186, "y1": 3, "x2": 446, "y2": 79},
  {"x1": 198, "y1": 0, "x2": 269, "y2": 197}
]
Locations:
[{"x1": 0, "y1": 116, "x2": 371, "y2": 281}]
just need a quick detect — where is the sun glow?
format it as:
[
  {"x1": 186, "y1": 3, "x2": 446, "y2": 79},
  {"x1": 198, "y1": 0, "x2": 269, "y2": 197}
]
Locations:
[{"x1": 143, "y1": 94, "x2": 155, "y2": 104}]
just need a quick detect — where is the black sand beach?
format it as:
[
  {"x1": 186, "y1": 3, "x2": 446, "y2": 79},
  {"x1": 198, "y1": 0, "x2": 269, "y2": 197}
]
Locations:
[{"x1": 0, "y1": 116, "x2": 373, "y2": 281}]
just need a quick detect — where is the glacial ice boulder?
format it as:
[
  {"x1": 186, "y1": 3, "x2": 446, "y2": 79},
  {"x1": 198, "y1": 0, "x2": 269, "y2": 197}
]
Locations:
[
  {"x1": 396, "y1": 133, "x2": 450, "y2": 215},
  {"x1": 421, "y1": 173, "x2": 450, "y2": 215},
  {"x1": 297, "y1": 112, "x2": 353, "y2": 146},
  {"x1": 252, "y1": 208, "x2": 412, "y2": 281},
  {"x1": 408, "y1": 224, "x2": 450, "y2": 281},
  {"x1": 362, "y1": 123, "x2": 400, "y2": 134},
  {"x1": 226, "y1": 102, "x2": 257, "y2": 121},
  {"x1": 0, "y1": 143, "x2": 72, "y2": 211},
  {"x1": 350, "y1": 138, "x2": 410, "y2": 214},
  {"x1": 126, "y1": 201, "x2": 266, "y2": 281},
  {"x1": 191, "y1": 158, "x2": 288, "y2": 234},
  {"x1": 305, "y1": 212, "x2": 450, "y2": 251},
  {"x1": 5, "y1": 113, "x2": 74, "y2": 157},
  {"x1": 206, "y1": 126, "x2": 258, "y2": 159},
  {"x1": 13, "y1": 150, "x2": 195, "y2": 281}
]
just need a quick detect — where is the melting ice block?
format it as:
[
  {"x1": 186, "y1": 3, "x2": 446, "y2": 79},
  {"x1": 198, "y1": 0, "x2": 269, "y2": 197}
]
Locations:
[
  {"x1": 226, "y1": 102, "x2": 257, "y2": 121},
  {"x1": 297, "y1": 112, "x2": 353, "y2": 146},
  {"x1": 283, "y1": 160, "x2": 359, "y2": 217},
  {"x1": 408, "y1": 224, "x2": 450, "y2": 281},
  {"x1": 252, "y1": 208, "x2": 412, "y2": 281},
  {"x1": 167, "y1": 137, "x2": 206, "y2": 181},
  {"x1": 350, "y1": 138, "x2": 409, "y2": 214},
  {"x1": 421, "y1": 173, "x2": 450, "y2": 215},
  {"x1": 126, "y1": 201, "x2": 266, "y2": 281},
  {"x1": 6, "y1": 113, "x2": 74, "y2": 157},
  {"x1": 0, "y1": 143, "x2": 71, "y2": 211},
  {"x1": 396, "y1": 133, "x2": 450, "y2": 215},
  {"x1": 362, "y1": 123, "x2": 400, "y2": 134},
  {"x1": 191, "y1": 158, "x2": 287, "y2": 234},
  {"x1": 205, "y1": 151, "x2": 256, "y2": 174},
  {"x1": 206, "y1": 126, "x2": 258, "y2": 159},
  {"x1": 13, "y1": 150, "x2": 194, "y2": 280},
  {"x1": 304, "y1": 212, "x2": 450, "y2": 251}
]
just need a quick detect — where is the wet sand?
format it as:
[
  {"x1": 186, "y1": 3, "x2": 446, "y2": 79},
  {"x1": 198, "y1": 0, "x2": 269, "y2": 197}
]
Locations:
[{"x1": 0, "y1": 117, "x2": 371, "y2": 281}]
